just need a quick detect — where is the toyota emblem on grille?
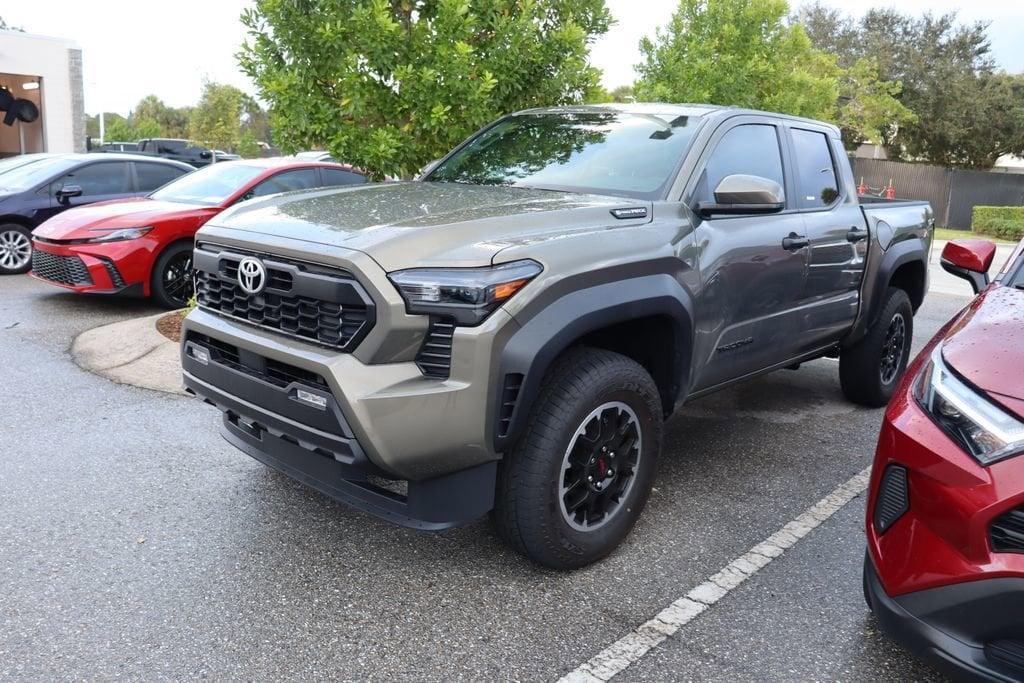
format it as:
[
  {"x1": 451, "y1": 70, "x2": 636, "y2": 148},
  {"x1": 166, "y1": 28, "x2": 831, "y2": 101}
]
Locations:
[{"x1": 237, "y1": 257, "x2": 267, "y2": 295}]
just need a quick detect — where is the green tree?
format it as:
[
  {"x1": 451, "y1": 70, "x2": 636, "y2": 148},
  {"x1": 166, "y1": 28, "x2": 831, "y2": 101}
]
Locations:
[
  {"x1": 237, "y1": 131, "x2": 262, "y2": 159},
  {"x1": 133, "y1": 95, "x2": 190, "y2": 137},
  {"x1": 238, "y1": 0, "x2": 613, "y2": 179},
  {"x1": 133, "y1": 117, "x2": 164, "y2": 140},
  {"x1": 797, "y1": 4, "x2": 1021, "y2": 167},
  {"x1": 188, "y1": 81, "x2": 246, "y2": 152},
  {"x1": 634, "y1": 0, "x2": 839, "y2": 120},
  {"x1": 101, "y1": 114, "x2": 133, "y2": 142}
]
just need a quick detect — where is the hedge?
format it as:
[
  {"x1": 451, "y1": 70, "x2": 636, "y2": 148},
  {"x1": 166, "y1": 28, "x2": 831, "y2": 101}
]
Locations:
[{"x1": 972, "y1": 205, "x2": 1024, "y2": 241}]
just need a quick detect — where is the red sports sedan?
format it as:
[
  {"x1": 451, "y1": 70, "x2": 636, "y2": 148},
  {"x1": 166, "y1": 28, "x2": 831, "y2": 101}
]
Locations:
[
  {"x1": 30, "y1": 158, "x2": 368, "y2": 308},
  {"x1": 864, "y1": 237, "x2": 1024, "y2": 680}
]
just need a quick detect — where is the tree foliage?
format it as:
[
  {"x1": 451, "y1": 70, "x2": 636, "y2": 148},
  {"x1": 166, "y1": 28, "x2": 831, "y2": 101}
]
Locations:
[
  {"x1": 188, "y1": 81, "x2": 248, "y2": 152},
  {"x1": 238, "y1": 0, "x2": 613, "y2": 179},
  {"x1": 133, "y1": 95, "x2": 192, "y2": 138},
  {"x1": 635, "y1": 0, "x2": 838, "y2": 119},
  {"x1": 797, "y1": 4, "x2": 1024, "y2": 168}
]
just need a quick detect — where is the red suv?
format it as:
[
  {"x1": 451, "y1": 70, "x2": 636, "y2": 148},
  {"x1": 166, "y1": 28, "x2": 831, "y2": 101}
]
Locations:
[
  {"x1": 31, "y1": 158, "x2": 368, "y2": 308},
  {"x1": 864, "y1": 237, "x2": 1024, "y2": 680}
]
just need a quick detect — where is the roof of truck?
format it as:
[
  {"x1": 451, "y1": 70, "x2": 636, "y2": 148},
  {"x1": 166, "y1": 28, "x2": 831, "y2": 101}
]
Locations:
[{"x1": 512, "y1": 102, "x2": 841, "y2": 136}]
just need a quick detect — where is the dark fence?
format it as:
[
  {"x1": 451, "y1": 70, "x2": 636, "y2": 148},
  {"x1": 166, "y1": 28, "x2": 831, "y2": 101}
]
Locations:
[{"x1": 850, "y1": 158, "x2": 1024, "y2": 227}]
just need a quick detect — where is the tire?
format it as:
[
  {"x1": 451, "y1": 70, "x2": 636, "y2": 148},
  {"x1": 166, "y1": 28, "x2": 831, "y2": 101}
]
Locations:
[
  {"x1": 151, "y1": 241, "x2": 195, "y2": 309},
  {"x1": 493, "y1": 347, "x2": 663, "y2": 569},
  {"x1": 840, "y1": 287, "x2": 913, "y2": 407},
  {"x1": 0, "y1": 223, "x2": 33, "y2": 275}
]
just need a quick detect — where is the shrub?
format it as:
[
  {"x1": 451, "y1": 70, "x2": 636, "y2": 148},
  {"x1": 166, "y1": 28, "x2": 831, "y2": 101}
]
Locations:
[{"x1": 972, "y1": 206, "x2": 1024, "y2": 241}]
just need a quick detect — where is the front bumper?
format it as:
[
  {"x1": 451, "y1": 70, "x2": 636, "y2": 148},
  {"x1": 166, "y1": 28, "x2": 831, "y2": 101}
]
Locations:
[
  {"x1": 30, "y1": 238, "x2": 154, "y2": 295},
  {"x1": 864, "y1": 553, "x2": 1024, "y2": 682}
]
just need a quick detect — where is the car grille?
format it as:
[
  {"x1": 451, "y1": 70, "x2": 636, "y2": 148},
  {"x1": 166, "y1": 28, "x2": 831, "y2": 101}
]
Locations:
[
  {"x1": 194, "y1": 244, "x2": 375, "y2": 351},
  {"x1": 991, "y1": 508, "x2": 1024, "y2": 553},
  {"x1": 872, "y1": 464, "x2": 909, "y2": 534},
  {"x1": 31, "y1": 250, "x2": 92, "y2": 286},
  {"x1": 415, "y1": 317, "x2": 455, "y2": 378}
]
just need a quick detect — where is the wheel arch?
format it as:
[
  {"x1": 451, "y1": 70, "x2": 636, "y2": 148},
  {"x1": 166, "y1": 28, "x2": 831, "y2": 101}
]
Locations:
[
  {"x1": 493, "y1": 273, "x2": 695, "y2": 453},
  {"x1": 845, "y1": 237, "x2": 928, "y2": 347}
]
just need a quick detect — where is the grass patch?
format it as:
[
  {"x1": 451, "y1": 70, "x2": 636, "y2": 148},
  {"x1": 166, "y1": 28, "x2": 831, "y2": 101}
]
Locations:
[{"x1": 934, "y1": 227, "x2": 1016, "y2": 244}]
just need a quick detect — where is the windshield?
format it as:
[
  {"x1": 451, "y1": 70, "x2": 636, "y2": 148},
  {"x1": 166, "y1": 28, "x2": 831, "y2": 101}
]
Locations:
[
  {"x1": 0, "y1": 154, "x2": 48, "y2": 177},
  {"x1": 150, "y1": 163, "x2": 265, "y2": 205},
  {"x1": 425, "y1": 111, "x2": 703, "y2": 199},
  {"x1": 0, "y1": 157, "x2": 78, "y2": 191}
]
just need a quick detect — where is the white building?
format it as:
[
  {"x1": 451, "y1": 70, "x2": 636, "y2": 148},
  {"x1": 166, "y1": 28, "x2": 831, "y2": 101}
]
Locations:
[{"x1": 0, "y1": 29, "x2": 84, "y2": 156}]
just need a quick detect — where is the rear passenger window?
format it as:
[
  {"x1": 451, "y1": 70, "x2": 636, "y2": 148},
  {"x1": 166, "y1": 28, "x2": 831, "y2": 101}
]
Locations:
[
  {"x1": 700, "y1": 124, "x2": 785, "y2": 204},
  {"x1": 250, "y1": 168, "x2": 320, "y2": 197},
  {"x1": 136, "y1": 163, "x2": 188, "y2": 192},
  {"x1": 322, "y1": 168, "x2": 367, "y2": 186},
  {"x1": 790, "y1": 128, "x2": 839, "y2": 209}
]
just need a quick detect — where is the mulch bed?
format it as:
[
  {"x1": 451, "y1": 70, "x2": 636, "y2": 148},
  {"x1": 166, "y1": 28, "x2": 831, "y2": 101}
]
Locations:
[{"x1": 156, "y1": 312, "x2": 183, "y2": 342}]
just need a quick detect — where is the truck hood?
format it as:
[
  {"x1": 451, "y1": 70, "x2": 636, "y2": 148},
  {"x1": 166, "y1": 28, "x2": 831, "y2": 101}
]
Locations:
[
  {"x1": 205, "y1": 181, "x2": 652, "y2": 271},
  {"x1": 34, "y1": 198, "x2": 216, "y2": 240},
  {"x1": 941, "y1": 285, "x2": 1024, "y2": 418}
]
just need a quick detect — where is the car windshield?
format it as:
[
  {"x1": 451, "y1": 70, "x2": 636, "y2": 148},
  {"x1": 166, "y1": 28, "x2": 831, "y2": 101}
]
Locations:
[
  {"x1": 150, "y1": 163, "x2": 265, "y2": 205},
  {"x1": 425, "y1": 111, "x2": 703, "y2": 199},
  {"x1": 0, "y1": 154, "x2": 48, "y2": 177},
  {"x1": 0, "y1": 157, "x2": 78, "y2": 191}
]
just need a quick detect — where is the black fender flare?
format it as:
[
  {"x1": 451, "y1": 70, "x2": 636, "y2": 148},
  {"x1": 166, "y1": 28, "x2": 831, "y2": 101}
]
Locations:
[
  {"x1": 492, "y1": 273, "x2": 695, "y2": 453},
  {"x1": 846, "y1": 236, "x2": 927, "y2": 346}
]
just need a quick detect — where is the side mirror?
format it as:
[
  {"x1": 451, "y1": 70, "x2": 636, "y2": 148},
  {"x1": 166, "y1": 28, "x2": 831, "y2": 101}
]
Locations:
[
  {"x1": 199, "y1": 150, "x2": 212, "y2": 160},
  {"x1": 941, "y1": 239, "x2": 996, "y2": 294},
  {"x1": 56, "y1": 185, "x2": 83, "y2": 204},
  {"x1": 697, "y1": 174, "x2": 785, "y2": 217}
]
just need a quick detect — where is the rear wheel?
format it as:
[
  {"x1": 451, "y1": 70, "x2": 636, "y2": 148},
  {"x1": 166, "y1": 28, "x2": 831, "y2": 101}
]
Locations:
[
  {"x1": 151, "y1": 242, "x2": 195, "y2": 309},
  {"x1": 0, "y1": 224, "x2": 32, "y2": 275},
  {"x1": 840, "y1": 288, "x2": 913, "y2": 407},
  {"x1": 493, "y1": 347, "x2": 662, "y2": 569}
]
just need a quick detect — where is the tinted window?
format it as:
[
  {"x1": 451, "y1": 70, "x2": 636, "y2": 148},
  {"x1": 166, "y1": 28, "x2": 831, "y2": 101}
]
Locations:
[
  {"x1": 136, "y1": 163, "x2": 188, "y2": 192},
  {"x1": 426, "y1": 111, "x2": 702, "y2": 200},
  {"x1": 157, "y1": 140, "x2": 187, "y2": 154},
  {"x1": 700, "y1": 124, "x2": 784, "y2": 203},
  {"x1": 790, "y1": 128, "x2": 839, "y2": 209},
  {"x1": 250, "y1": 168, "x2": 320, "y2": 197},
  {"x1": 56, "y1": 162, "x2": 132, "y2": 196},
  {"x1": 322, "y1": 168, "x2": 366, "y2": 186}
]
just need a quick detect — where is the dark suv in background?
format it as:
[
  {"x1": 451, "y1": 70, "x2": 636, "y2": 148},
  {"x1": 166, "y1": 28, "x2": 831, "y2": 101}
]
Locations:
[
  {"x1": 136, "y1": 139, "x2": 240, "y2": 167},
  {"x1": 0, "y1": 153, "x2": 193, "y2": 274}
]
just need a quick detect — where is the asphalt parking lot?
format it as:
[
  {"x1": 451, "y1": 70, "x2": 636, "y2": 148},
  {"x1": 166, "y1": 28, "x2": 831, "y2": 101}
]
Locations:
[{"x1": 1, "y1": 271, "x2": 970, "y2": 681}]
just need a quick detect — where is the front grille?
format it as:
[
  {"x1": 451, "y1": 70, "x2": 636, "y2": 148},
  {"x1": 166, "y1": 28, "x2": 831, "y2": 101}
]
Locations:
[
  {"x1": 31, "y1": 250, "x2": 92, "y2": 286},
  {"x1": 194, "y1": 245, "x2": 374, "y2": 351},
  {"x1": 991, "y1": 508, "x2": 1024, "y2": 553},
  {"x1": 187, "y1": 332, "x2": 328, "y2": 390},
  {"x1": 873, "y1": 465, "x2": 909, "y2": 534},
  {"x1": 416, "y1": 317, "x2": 455, "y2": 378}
]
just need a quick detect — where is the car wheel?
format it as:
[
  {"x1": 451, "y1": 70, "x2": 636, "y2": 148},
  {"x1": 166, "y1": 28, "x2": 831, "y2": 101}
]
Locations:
[
  {"x1": 840, "y1": 287, "x2": 914, "y2": 407},
  {"x1": 0, "y1": 224, "x2": 33, "y2": 275},
  {"x1": 151, "y1": 242, "x2": 195, "y2": 309},
  {"x1": 493, "y1": 347, "x2": 662, "y2": 569}
]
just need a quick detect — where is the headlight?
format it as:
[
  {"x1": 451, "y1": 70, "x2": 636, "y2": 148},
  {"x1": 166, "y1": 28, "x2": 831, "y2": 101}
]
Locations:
[
  {"x1": 915, "y1": 344, "x2": 1024, "y2": 465},
  {"x1": 83, "y1": 227, "x2": 153, "y2": 243},
  {"x1": 388, "y1": 259, "x2": 542, "y2": 325}
]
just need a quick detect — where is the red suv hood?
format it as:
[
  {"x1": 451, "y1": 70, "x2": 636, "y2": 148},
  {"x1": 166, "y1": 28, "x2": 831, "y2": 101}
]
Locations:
[
  {"x1": 34, "y1": 198, "x2": 218, "y2": 240},
  {"x1": 941, "y1": 285, "x2": 1024, "y2": 418}
]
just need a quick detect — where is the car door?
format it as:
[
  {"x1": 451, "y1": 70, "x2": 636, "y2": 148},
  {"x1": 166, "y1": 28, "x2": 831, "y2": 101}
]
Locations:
[
  {"x1": 50, "y1": 160, "x2": 134, "y2": 213},
  {"x1": 689, "y1": 119, "x2": 810, "y2": 392},
  {"x1": 786, "y1": 126, "x2": 867, "y2": 351}
]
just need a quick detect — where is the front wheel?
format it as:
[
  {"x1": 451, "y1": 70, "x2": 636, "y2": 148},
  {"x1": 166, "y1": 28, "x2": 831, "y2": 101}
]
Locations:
[
  {"x1": 840, "y1": 287, "x2": 913, "y2": 407},
  {"x1": 0, "y1": 224, "x2": 33, "y2": 275},
  {"x1": 493, "y1": 347, "x2": 662, "y2": 569},
  {"x1": 151, "y1": 242, "x2": 195, "y2": 309}
]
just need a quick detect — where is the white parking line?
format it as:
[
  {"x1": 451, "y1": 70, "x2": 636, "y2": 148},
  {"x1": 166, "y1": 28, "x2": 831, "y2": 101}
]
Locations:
[{"x1": 558, "y1": 467, "x2": 872, "y2": 683}]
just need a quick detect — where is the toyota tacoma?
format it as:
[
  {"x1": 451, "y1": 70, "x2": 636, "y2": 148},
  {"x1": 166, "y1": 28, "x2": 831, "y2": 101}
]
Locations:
[{"x1": 181, "y1": 104, "x2": 933, "y2": 569}]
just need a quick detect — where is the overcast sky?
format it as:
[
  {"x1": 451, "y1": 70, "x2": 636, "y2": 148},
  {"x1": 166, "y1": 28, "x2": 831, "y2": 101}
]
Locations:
[{"x1": 4, "y1": 0, "x2": 1023, "y2": 115}]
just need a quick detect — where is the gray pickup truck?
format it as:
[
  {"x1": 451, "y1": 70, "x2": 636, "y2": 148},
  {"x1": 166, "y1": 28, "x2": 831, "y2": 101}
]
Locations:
[{"x1": 181, "y1": 104, "x2": 933, "y2": 569}]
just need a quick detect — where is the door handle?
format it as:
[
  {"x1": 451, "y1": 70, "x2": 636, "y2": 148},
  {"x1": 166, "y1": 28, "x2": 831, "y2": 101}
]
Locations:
[
  {"x1": 782, "y1": 233, "x2": 809, "y2": 251},
  {"x1": 846, "y1": 226, "x2": 869, "y2": 242}
]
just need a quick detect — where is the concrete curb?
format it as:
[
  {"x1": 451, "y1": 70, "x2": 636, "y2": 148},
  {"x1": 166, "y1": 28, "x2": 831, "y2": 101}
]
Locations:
[{"x1": 71, "y1": 311, "x2": 185, "y2": 396}]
